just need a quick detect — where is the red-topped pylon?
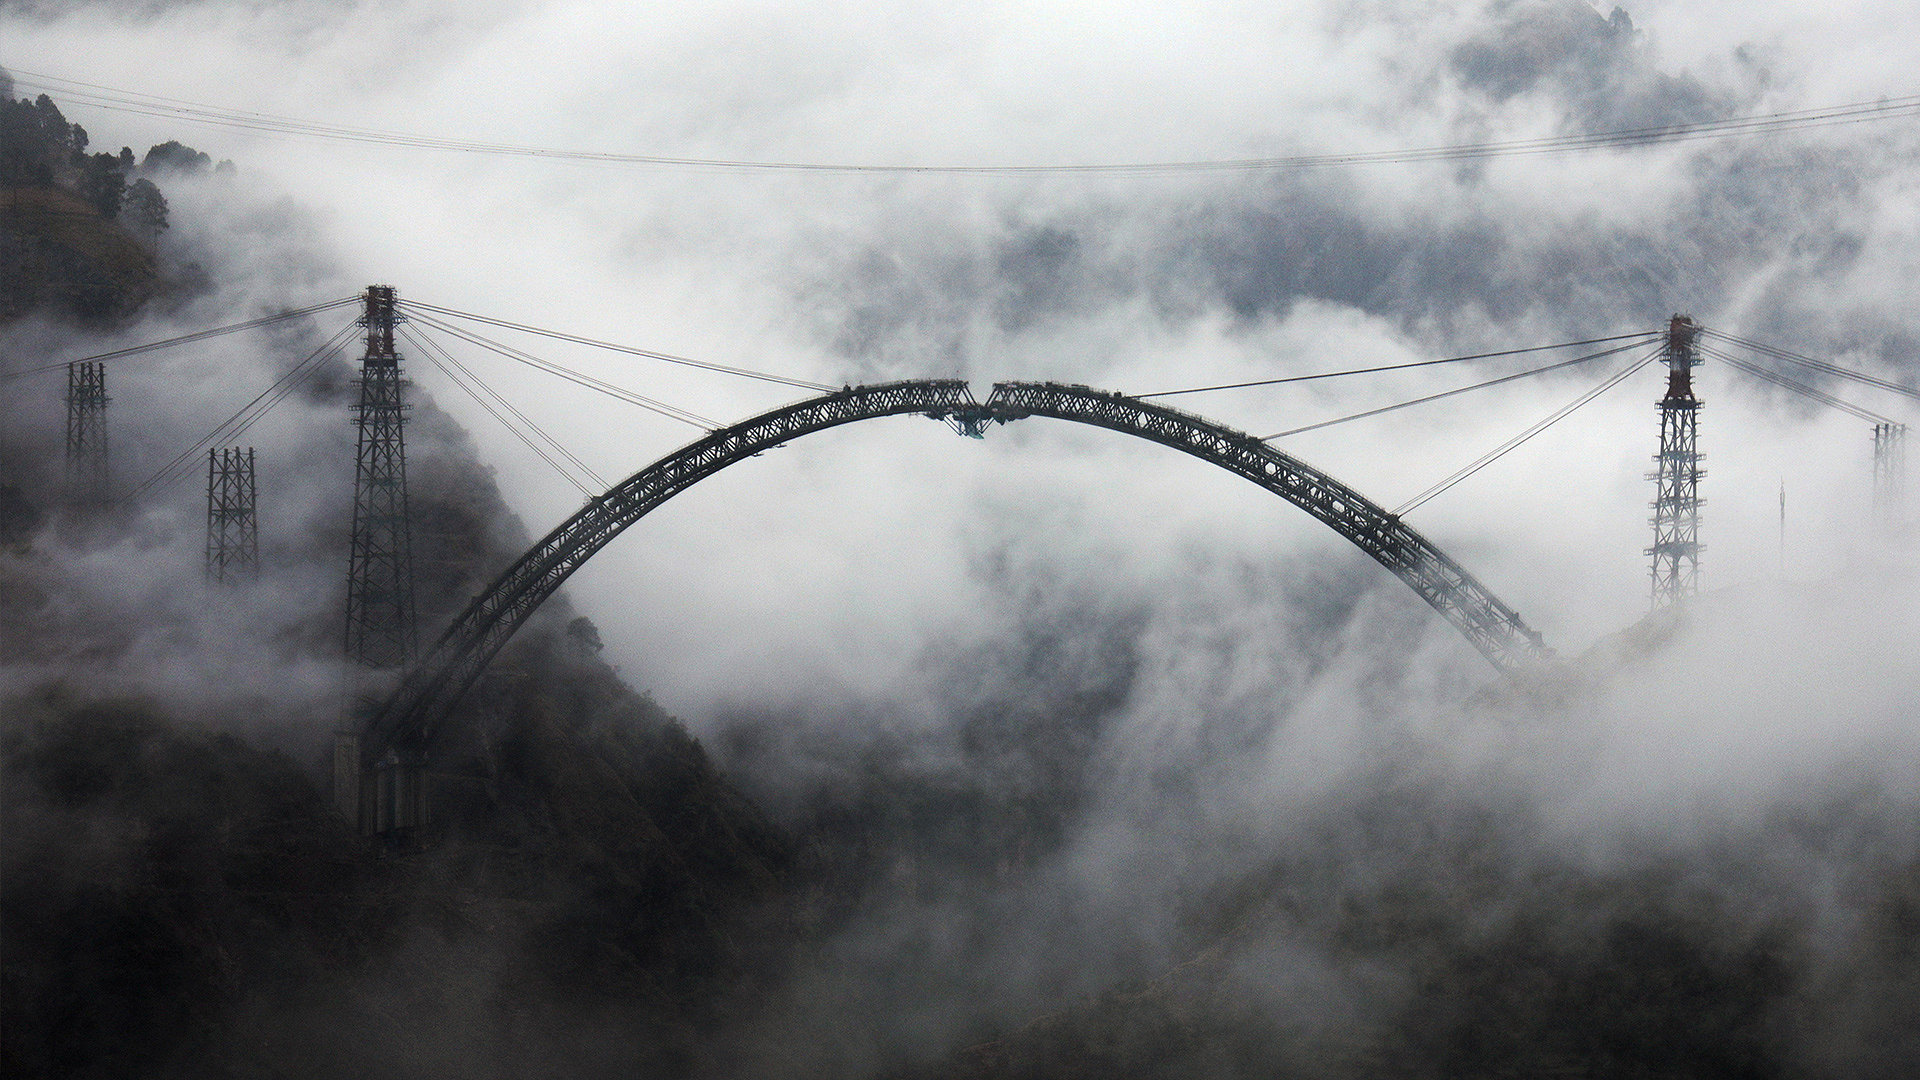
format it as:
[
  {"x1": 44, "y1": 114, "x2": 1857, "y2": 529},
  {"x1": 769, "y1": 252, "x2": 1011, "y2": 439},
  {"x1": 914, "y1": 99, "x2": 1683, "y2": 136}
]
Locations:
[{"x1": 1648, "y1": 314, "x2": 1704, "y2": 607}]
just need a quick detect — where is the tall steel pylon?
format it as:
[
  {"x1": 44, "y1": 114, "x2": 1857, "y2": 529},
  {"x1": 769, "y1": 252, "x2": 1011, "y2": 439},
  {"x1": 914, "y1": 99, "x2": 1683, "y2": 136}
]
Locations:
[
  {"x1": 65, "y1": 360, "x2": 109, "y2": 502},
  {"x1": 1874, "y1": 422, "x2": 1907, "y2": 536},
  {"x1": 205, "y1": 447, "x2": 259, "y2": 582},
  {"x1": 344, "y1": 285, "x2": 419, "y2": 669},
  {"x1": 1648, "y1": 314, "x2": 1704, "y2": 607}
]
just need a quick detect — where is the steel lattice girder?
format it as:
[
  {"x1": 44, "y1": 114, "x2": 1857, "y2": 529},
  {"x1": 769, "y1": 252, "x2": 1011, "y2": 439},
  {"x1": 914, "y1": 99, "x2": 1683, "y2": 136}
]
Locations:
[
  {"x1": 366, "y1": 378, "x2": 1548, "y2": 765},
  {"x1": 980, "y1": 383, "x2": 1546, "y2": 671},
  {"x1": 365, "y1": 380, "x2": 981, "y2": 759}
]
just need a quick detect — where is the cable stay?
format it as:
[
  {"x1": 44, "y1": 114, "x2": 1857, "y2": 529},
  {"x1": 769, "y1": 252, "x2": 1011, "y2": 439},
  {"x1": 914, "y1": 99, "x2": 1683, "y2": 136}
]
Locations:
[
  {"x1": 1140, "y1": 331, "x2": 1660, "y2": 399},
  {"x1": 0, "y1": 297, "x2": 360, "y2": 380},
  {"x1": 399, "y1": 326, "x2": 606, "y2": 496},
  {"x1": 1700, "y1": 328, "x2": 1920, "y2": 401},
  {"x1": 398, "y1": 300, "x2": 835, "y2": 393},
  {"x1": 125, "y1": 319, "x2": 360, "y2": 501},
  {"x1": 404, "y1": 312, "x2": 718, "y2": 430},
  {"x1": 403, "y1": 326, "x2": 610, "y2": 490},
  {"x1": 1392, "y1": 345, "x2": 1664, "y2": 516},
  {"x1": 15, "y1": 68, "x2": 1920, "y2": 176},
  {"x1": 1258, "y1": 336, "x2": 1658, "y2": 441},
  {"x1": 1699, "y1": 344, "x2": 1901, "y2": 426}
]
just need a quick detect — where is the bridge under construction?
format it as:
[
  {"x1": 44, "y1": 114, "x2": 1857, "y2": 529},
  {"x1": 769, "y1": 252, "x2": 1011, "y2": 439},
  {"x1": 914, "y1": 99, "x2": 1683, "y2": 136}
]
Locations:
[{"x1": 12, "y1": 284, "x2": 1912, "y2": 834}]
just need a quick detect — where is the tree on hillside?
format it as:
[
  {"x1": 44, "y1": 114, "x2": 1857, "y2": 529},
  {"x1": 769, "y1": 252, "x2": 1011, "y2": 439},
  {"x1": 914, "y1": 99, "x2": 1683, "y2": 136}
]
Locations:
[
  {"x1": 32, "y1": 95, "x2": 73, "y2": 163},
  {"x1": 75, "y1": 152, "x2": 127, "y2": 218},
  {"x1": 143, "y1": 140, "x2": 212, "y2": 173},
  {"x1": 122, "y1": 178, "x2": 169, "y2": 243},
  {"x1": 0, "y1": 94, "x2": 78, "y2": 185},
  {"x1": 0, "y1": 99, "x2": 44, "y2": 184}
]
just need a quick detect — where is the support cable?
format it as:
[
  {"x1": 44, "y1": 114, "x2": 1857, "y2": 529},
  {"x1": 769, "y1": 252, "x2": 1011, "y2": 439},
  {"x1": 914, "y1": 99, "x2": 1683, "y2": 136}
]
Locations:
[
  {"x1": 405, "y1": 312, "x2": 718, "y2": 430},
  {"x1": 403, "y1": 326, "x2": 609, "y2": 488},
  {"x1": 15, "y1": 68, "x2": 1920, "y2": 176},
  {"x1": 1699, "y1": 344, "x2": 1900, "y2": 425},
  {"x1": 1259, "y1": 337, "x2": 1656, "y2": 441},
  {"x1": 1140, "y1": 331, "x2": 1660, "y2": 399},
  {"x1": 125, "y1": 320, "x2": 359, "y2": 501},
  {"x1": 399, "y1": 326, "x2": 605, "y2": 495},
  {"x1": 1394, "y1": 346, "x2": 1664, "y2": 516},
  {"x1": 224, "y1": 325, "x2": 362, "y2": 450},
  {"x1": 1700, "y1": 329, "x2": 1920, "y2": 401},
  {"x1": 0, "y1": 297, "x2": 360, "y2": 380},
  {"x1": 399, "y1": 300, "x2": 836, "y2": 393},
  {"x1": 413, "y1": 351, "x2": 596, "y2": 497}
]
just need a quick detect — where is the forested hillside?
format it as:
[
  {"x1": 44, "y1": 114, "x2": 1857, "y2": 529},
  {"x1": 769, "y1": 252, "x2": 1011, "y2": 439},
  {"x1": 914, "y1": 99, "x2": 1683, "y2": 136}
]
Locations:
[{"x1": 0, "y1": 74, "x2": 206, "y2": 320}]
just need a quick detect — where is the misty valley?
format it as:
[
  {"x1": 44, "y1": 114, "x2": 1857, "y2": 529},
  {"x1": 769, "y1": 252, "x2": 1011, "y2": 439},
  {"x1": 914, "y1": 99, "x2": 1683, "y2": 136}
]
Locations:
[{"x1": 7, "y1": 6, "x2": 1920, "y2": 1076}]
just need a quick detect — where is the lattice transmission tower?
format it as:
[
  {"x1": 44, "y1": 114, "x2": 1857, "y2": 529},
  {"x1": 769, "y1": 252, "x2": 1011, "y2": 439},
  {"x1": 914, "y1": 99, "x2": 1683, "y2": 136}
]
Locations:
[
  {"x1": 1874, "y1": 422, "x2": 1907, "y2": 536},
  {"x1": 66, "y1": 360, "x2": 109, "y2": 502},
  {"x1": 206, "y1": 447, "x2": 259, "y2": 582},
  {"x1": 344, "y1": 285, "x2": 419, "y2": 668},
  {"x1": 1648, "y1": 314, "x2": 1704, "y2": 607}
]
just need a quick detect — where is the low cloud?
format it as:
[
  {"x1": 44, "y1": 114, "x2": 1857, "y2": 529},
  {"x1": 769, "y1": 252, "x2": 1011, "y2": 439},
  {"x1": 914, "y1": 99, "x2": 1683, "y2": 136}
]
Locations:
[{"x1": 4, "y1": 1, "x2": 1919, "y2": 1075}]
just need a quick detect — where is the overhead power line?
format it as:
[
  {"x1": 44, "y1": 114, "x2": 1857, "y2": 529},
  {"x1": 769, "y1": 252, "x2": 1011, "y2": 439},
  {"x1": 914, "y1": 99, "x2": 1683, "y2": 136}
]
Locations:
[
  {"x1": 13, "y1": 68, "x2": 1920, "y2": 176},
  {"x1": 1141, "y1": 331, "x2": 1659, "y2": 399},
  {"x1": 0, "y1": 297, "x2": 360, "y2": 380},
  {"x1": 1394, "y1": 346, "x2": 1664, "y2": 517},
  {"x1": 400, "y1": 300, "x2": 835, "y2": 393},
  {"x1": 1259, "y1": 336, "x2": 1657, "y2": 440}
]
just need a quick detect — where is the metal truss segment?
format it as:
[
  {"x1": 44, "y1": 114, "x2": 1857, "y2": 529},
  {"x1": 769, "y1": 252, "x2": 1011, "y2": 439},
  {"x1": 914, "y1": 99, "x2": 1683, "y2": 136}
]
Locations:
[
  {"x1": 981, "y1": 381, "x2": 1547, "y2": 673},
  {"x1": 365, "y1": 378, "x2": 1549, "y2": 774},
  {"x1": 366, "y1": 380, "x2": 979, "y2": 760}
]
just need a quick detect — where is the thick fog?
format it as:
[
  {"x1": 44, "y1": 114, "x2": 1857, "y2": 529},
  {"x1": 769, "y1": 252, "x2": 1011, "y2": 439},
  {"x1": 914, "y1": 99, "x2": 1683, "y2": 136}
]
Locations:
[{"x1": 4, "y1": 1, "x2": 1920, "y2": 1076}]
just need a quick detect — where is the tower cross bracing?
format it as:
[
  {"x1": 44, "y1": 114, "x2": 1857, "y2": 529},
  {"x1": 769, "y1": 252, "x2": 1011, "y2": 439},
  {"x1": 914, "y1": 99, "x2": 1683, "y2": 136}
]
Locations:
[
  {"x1": 65, "y1": 360, "x2": 110, "y2": 502},
  {"x1": 205, "y1": 447, "x2": 259, "y2": 582},
  {"x1": 344, "y1": 285, "x2": 420, "y2": 669},
  {"x1": 1648, "y1": 314, "x2": 1704, "y2": 607}
]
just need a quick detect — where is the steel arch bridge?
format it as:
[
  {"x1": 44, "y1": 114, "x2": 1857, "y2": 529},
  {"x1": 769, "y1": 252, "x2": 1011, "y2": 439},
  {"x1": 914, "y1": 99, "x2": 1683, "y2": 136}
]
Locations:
[{"x1": 362, "y1": 379, "x2": 1548, "y2": 769}]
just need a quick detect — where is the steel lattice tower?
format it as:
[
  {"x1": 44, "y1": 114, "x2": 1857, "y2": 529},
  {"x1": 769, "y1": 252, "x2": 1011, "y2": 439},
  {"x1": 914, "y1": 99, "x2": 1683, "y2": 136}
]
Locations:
[
  {"x1": 206, "y1": 447, "x2": 259, "y2": 582},
  {"x1": 65, "y1": 360, "x2": 109, "y2": 502},
  {"x1": 1648, "y1": 314, "x2": 1704, "y2": 607},
  {"x1": 1874, "y1": 422, "x2": 1907, "y2": 536},
  {"x1": 344, "y1": 285, "x2": 419, "y2": 668}
]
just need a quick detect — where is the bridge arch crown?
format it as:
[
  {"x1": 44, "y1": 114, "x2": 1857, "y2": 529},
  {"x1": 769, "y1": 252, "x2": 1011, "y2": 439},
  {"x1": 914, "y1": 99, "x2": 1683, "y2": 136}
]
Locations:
[{"x1": 367, "y1": 379, "x2": 1546, "y2": 762}]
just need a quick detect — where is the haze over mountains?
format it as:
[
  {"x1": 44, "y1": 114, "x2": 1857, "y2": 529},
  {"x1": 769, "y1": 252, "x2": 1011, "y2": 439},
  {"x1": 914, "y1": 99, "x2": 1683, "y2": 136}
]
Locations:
[{"x1": 5, "y1": 2, "x2": 1920, "y2": 1076}]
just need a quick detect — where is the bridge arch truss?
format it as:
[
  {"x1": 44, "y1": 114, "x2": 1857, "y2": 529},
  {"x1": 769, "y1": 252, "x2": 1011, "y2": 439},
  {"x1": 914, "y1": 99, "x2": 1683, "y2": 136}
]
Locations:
[{"x1": 365, "y1": 379, "x2": 1546, "y2": 764}]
